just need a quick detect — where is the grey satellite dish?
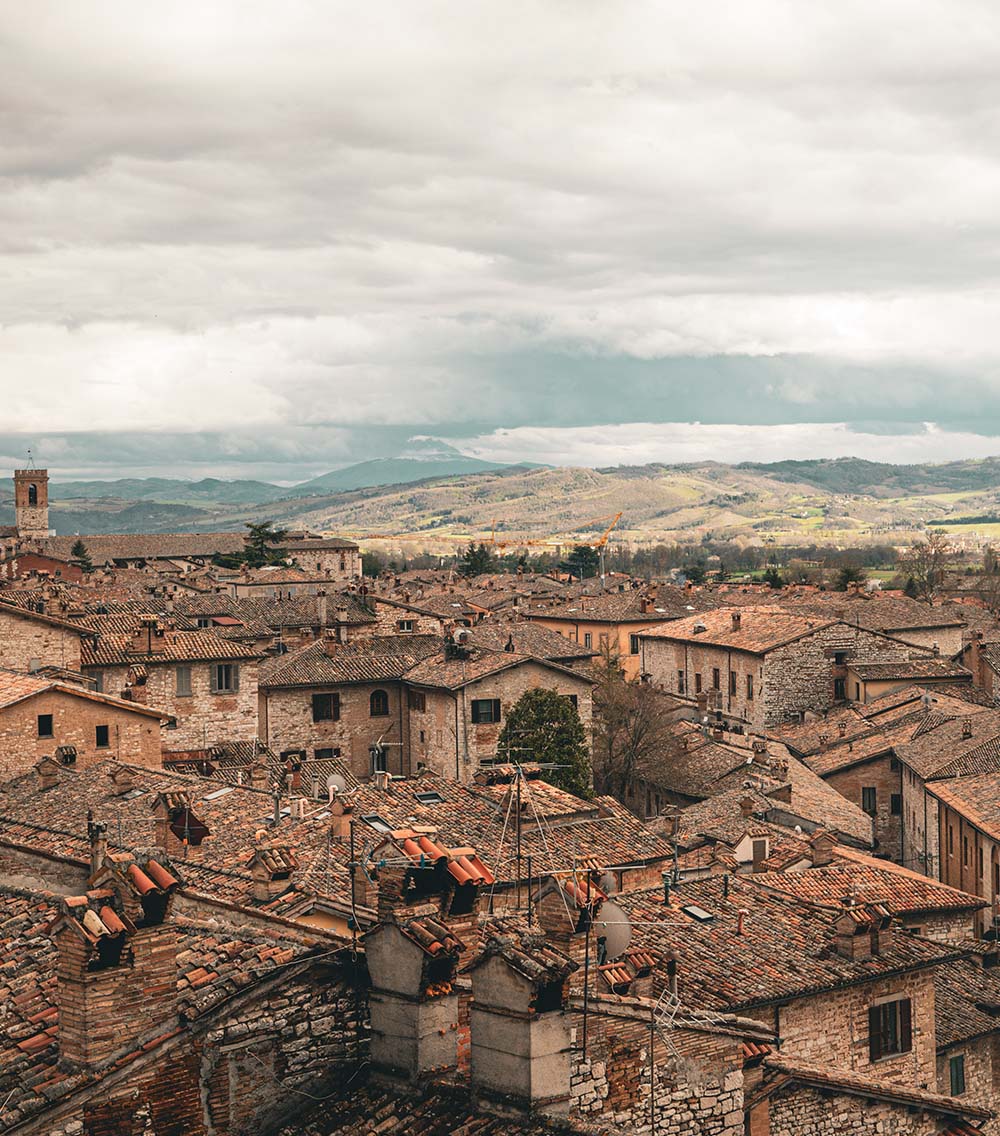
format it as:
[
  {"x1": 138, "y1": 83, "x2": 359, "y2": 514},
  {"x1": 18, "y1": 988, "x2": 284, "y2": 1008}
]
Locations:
[
  {"x1": 599, "y1": 870, "x2": 618, "y2": 895},
  {"x1": 327, "y1": 772, "x2": 348, "y2": 800},
  {"x1": 592, "y1": 900, "x2": 632, "y2": 960}
]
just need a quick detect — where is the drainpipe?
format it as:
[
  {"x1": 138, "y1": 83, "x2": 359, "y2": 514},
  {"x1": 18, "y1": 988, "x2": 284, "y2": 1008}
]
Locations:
[{"x1": 454, "y1": 693, "x2": 461, "y2": 780}]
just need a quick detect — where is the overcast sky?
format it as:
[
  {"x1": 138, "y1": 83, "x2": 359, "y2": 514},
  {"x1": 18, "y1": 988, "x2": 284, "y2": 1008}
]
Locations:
[{"x1": 4, "y1": 2, "x2": 1000, "y2": 480}]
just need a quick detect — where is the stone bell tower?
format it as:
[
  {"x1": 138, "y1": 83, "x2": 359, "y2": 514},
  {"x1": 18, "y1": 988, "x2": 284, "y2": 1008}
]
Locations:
[{"x1": 14, "y1": 467, "x2": 49, "y2": 541}]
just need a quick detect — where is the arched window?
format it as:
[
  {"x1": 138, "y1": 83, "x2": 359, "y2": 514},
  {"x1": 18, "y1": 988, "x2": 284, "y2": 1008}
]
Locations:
[
  {"x1": 370, "y1": 689, "x2": 389, "y2": 717},
  {"x1": 27, "y1": 483, "x2": 37, "y2": 506}
]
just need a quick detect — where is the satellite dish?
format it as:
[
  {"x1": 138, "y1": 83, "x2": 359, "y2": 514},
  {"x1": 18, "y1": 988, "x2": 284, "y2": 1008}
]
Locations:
[
  {"x1": 327, "y1": 772, "x2": 348, "y2": 800},
  {"x1": 454, "y1": 627, "x2": 472, "y2": 645},
  {"x1": 592, "y1": 900, "x2": 632, "y2": 960},
  {"x1": 599, "y1": 870, "x2": 618, "y2": 895}
]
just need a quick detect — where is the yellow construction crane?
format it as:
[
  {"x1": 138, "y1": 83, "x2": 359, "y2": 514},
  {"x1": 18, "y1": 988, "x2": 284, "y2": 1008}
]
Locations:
[{"x1": 486, "y1": 512, "x2": 624, "y2": 581}]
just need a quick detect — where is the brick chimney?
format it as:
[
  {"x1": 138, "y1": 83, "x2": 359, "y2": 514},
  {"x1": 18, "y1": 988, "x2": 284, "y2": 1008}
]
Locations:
[
  {"x1": 731, "y1": 611, "x2": 742, "y2": 631},
  {"x1": 465, "y1": 928, "x2": 578, "y2": 1114},
  {"x1": 35, "y1": 755, "x2": 61, "y2": 791},
  {"x1": 740, "y1": 795, "x2": 755, "y2": 819},
  {"x1": 128, "y1": 617, "x2": 167, "y2": 656},
  {"x1": 316, "y1": 589, "x2": 328, "y2": 627},
  {"x1": 809, "y1": 831, "x2": 836, "y2": 868},
  {"x1": 49, "y1": 888, "x2": 177, "y2": 1069},
  {"x1": 150, "y1": 792, "x2": 211, "y2": 862},
  {"x1": 330, "y1": 794, "x2": 353, "y2": 841},
  {"x1": 249, "y1": 842, "x2": 298, "y2": 901},
  {"x1": 832, "y1": 899, "x2": 892, "y2": 960},
  {"x1": 963, "y1": 718, "x2": 974, "y2": 739}
]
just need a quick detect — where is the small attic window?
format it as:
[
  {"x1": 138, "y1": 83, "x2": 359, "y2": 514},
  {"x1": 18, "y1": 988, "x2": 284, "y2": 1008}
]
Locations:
[
  {"x1": 681, "y1": 904, "x2": 715, "y2": 923},
  {"x1": 534, "y1": 979, "x2": 564, "y2": 1014},
  {"x1": 361, "y1": 813, "x2": 391, "y2": 833},
  {"x1": 415, "y1": 791, "x2": 445, "y2": 805},
  {"x1": 120, "y1": 787, "x2": 147, "y2": 801}
]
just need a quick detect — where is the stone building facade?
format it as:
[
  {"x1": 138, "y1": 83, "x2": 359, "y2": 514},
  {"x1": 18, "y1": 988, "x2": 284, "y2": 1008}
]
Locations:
[{"x1": 641, "y1": 608, "x2": 926, "y2": 730}]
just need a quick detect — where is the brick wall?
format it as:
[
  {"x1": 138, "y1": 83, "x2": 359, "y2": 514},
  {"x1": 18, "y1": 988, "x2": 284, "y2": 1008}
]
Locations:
[
  {"x1": 0, "y1": 606, "x2": 82, "y2": 671},
  {"x1": 0, "y1": 690, "x2": 162, "y2": 781}
]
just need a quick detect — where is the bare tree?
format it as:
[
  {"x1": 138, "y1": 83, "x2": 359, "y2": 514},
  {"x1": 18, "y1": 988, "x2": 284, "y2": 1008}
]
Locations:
[
  {"x1": 591, "y1": 646, "x2": 679, "y2": 800},
  {"x1": 897, "y1": 530, "x2": 952, "y2": 601}
]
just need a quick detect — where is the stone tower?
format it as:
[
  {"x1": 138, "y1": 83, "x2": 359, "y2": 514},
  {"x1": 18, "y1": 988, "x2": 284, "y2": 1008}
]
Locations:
[{"x1": 14, "y1": 468, "x2": 49, "y2": 540}]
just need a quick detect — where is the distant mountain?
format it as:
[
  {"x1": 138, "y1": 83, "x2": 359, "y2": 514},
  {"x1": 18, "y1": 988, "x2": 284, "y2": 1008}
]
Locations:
[
  {"x1": 51, "y1": 476, "x2": 288, "y2": 506},
  {"x1": 738, "y1": 456, "x2": 1000, "y2": 497},
  {"x1": 287, "y1": 455, "x2": 509, "y2": 497}
]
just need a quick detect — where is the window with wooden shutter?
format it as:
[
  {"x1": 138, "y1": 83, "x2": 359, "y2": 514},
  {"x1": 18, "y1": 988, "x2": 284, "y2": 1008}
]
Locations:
[{"x1": 869, "y1": 998, "x2": 912, "y2": 1062}]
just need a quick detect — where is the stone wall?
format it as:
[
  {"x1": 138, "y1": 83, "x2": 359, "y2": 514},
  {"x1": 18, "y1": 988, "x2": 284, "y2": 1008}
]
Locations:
[
  {"x1": 262, "y1": 680, "x2": 407, "y2": 779},
  {"x1": 742, "y1": 970, "x2": 937, "y2": 1090},
  {"x1": 568, "y1": 997, "x2": 744, "y2": 1134},
  {"x1": 825, "y1": 753, "x2": 902, "y2": 861},
  {"x1": 0, "y1": 606, "x2": 83, "y2": 672},
  {"x1": 0, "y1": 689, "x2": 162, "y2": 782},
  {"x1": 765, "y1": 1081, "x2": 962, "y2": 1136},
  {"x1": 936, "y1": 1035, "x2": 1000, "y2": 1135},
  {"x1": 91, "y1": 658, "x2": 260, "y2": 752}
]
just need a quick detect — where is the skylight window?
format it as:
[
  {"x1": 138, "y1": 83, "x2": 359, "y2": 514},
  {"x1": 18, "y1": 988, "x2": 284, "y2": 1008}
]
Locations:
[
  {"x1": 415, "y1": 791, "x2": 445, "y2": 805},
  {"x1": 120, "y1": 788, "x2": 147, "y2": 801},
  {"x1": 203, "y1": 786, "x2": 235, "y2": 800},
  {"x1": 681, "y1": 904, "x2": 714, "y2": 923},
  {"x1": 361, "y1": 813, "x2": 391, "y2": 833}
]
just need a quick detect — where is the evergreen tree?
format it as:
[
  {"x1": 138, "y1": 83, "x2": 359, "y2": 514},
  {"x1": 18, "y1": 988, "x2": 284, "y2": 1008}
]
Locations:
[
  {"x1": 561, "y1": 544, "x2": 600, "y2": 579},
  {"x1": 70, "y1": 539, "x2": 93, "y2": 573},
  {"x1": 243, "y1": 521, "x2": 289, "y2": 568},
  {"x1": 458, "y1": 541, "x2": 496, "y2": 577},
  {"x1": 497, "y1": 688, "x2": 591, "y2": 799}
]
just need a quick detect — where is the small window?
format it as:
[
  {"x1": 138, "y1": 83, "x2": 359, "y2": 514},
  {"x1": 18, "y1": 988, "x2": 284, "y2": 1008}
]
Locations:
[
  {"x1": 92, "y1": 672, "x2": 104, "y2": 693},
  {"x1": 37, "y1": 714, "x2": 53, "y2": 739},
  {"x1": 890, "y1": 757, "x2": 900, "y2": 772},
  {"x1": 370, "y1": 689, "x2": 390, "y2": 717},
  {"x1": 407, "y1": 689, "x2": 426, "y2": 712},
  {"x1": 563, "y1": 693, "x2": 579, "y2": 710},
  {"x1": 855, "y1": 682, "x2": 861, "y2": 700},
  {"x1": 176, "y1": 665, "x2": 192, "y2": 698},
  {"x1": 629, "y1": 634, "x2": 640, "y2": 655},
  {"x1": 869, "y1": 998, "x2": 912, "y2": 1061},
  {"x1": 415, "y1": 790, "x2": 445, "y2": 805},
  {"x1": 471, "y1": 698, "x2": 501, "y2": 724},
  {"x1": 210, "y1": 664, "x2": 239, "y2": 693},
  {"x1": 197, "y1": 617, "x2": 211, "y2": 628},
  {"x1": 950, "y1": 1053, "x2": 966, "y2": 1096},
  {"x1": 314, "y1": 747, "x2": 340, "y2": 760},
  {"x1": 964, "y1": 835, "x2": 970, "y2": 867},
  {"x1": 678, "y1": 670, "x2": 686, "y2": 694},
  {"x1": 27, "y1": 483, "x2": 37, "y2": 506},
  {"x1": 729, "y1": 671, "x2": 737, "y2": 696},
  {"x1": 583, "y1": 632, "x2": 593, "y2": 649},
  {"x1": 833, "y1": 651, "x2": 847, "y2": 666},
  {"x1": 312, "y1": 692, "x2": 340, "y2": 722},
  {"x1": 397, "y1": 619, "x2": 414, "y2": 633},
  {"x1": 949, "y1": 825, "x2": 955, "y2": 855},
  {"x1": 360, "y1": 813, "x2": 391, "y2": 833},
  {"x1": 746, "y1": 674, "x2": 754, "y2": 701},
  {"x1": 695, "y1": 672, "x2": 703, "y2": 694},
  {"x1": 862, "y1": 787, "x2": 877, "y2": 816},
  {"x1": 95, "y1": 724, "x2": 110, "y2": 748},
  {"x1": 979, "y1": 845, "x2": 985, "y2": 878},
  {"x1": 890, "y1": 793, "x2": 902, "y2": 816},
  {"x1": 712, "y1": 667, "x2": 720, "y2": 690}
]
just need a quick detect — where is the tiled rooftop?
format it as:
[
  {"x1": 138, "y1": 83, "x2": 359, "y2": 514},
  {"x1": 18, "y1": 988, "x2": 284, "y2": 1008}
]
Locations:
[
  {"x1": 638, "y1": 606, "x2": 836, "y2": 653},
  {"x1": 616, "y1": 874, "x2": 958, "y2": 1012}
]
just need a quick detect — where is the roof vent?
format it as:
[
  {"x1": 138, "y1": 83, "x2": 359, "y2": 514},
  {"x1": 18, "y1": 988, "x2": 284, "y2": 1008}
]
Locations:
[
  {"x1": 731, "y1": 611, "x2": 742, "y2": 630},
  {"x1": 692, "y1": 622, "x2": 707, "y2": 634}
]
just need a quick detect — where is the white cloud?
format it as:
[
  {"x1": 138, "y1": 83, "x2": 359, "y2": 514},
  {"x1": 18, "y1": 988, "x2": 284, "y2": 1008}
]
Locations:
[
  {"x1": 455, "y1": 422, "x2": 1000, "y2": 467},
  {"x1": 5, "y1": 2, "x2": 1000, "y2": 467}
]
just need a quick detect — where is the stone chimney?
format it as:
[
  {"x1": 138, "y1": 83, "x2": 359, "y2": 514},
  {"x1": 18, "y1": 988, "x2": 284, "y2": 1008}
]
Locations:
[
  {"x1": 88, "y1": 815, "x2": 108, "y2": 878},
  {"x1": 963, "y1": 718, "x2": 974, "y2": 739},
  {"x1": 740, "y1": 795, "x2": 755, "y2": 819},
  {"x1": 249, "y1": 759, "x2": 270, "y2": 791},
  {"x1": 150, "y1": 792, "x2": 211, "y2": 862},
  {"x1": 330, "y1": 794, "x2": 353, "y2": 841},
  {"x1": 108, "y1": 763, "x2": 135, "y2": 796},
  {"x1": 731, "y1": 611, "x2": 742, "y2": 631},
  {"x1": 364, "y1": 907, "x2": 464, "y2": 1083},
  {"x1": 316, "y1": 589, "x2": 328, "y2": 627},
  {"x1": 465, "y1": 928, "x2": 578, "y2": 1114}
]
